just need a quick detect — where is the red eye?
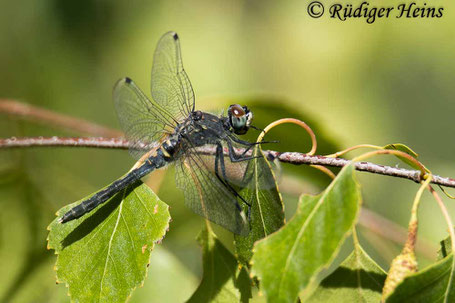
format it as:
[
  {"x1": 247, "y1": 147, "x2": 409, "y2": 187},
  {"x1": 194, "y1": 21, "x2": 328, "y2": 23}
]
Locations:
[{"x1": 229, "y1": 104, "x2": 245, "y2": 118}]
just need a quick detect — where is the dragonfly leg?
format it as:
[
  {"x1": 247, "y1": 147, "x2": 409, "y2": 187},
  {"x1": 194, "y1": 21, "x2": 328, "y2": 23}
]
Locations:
[
  {"x1": 240, "y1": 144, "x2": 255, "y2": 157},
  {"x1": 229, "y1": 134, "x2": 278, "y2": 147},
  {"x1": 215, "y1": 143, "x2": 251, "y2": 211},
  {"x1": 226, "y1": 139, "x2": 262, "y2": 163},
  {"x1": 234, "y1": 140, "x2": 277, "y2": 157}
]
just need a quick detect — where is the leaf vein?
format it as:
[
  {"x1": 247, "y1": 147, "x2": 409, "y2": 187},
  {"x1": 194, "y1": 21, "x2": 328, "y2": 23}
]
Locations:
[
  {"x1": 277, "y1": 169, "x2": 346, "y2": 299},
  {"x1": 99, "y1": 191, "x2": 125, "y2": 298}
]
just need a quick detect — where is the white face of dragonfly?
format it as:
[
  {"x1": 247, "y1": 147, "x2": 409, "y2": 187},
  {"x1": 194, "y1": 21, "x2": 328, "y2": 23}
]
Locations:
[{"x1": 228, "y1": 104, "x2": 253, "y2": 135}]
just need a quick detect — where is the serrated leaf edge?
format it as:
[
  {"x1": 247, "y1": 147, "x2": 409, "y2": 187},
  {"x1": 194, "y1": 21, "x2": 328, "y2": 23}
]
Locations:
[{"x1": 46, "y1": 190, "x2": 171, "y2": 302}]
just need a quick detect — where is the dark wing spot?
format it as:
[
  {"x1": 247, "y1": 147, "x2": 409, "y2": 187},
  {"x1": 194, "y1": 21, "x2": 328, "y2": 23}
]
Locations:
[
  {"x1": 172, "y1": 32, "x2": 179, "y2": 40},
  {"x1": 125, "y1": 77, "x2": 132, "y2": 84}
]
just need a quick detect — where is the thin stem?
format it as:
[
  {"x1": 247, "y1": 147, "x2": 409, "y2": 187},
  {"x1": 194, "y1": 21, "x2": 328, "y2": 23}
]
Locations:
[
  {"x1": 325, "y1": 144, "x2": 382, "y2": 158},
  {"x1": 0, "y1": 100, "x2": 122, "y2": 137},
  {"x1": 2, "y1": 136, "x2": 455, "y2": 189},
  {"x1": 0, "y1": 137, "x2": 132, "y2": 149},
  {"x1": 429, "y1": 186, "x2": 455, "y2": 254},
  {"x1": 403, "y1": 175, "x2": 432, "y2": 254},
  {"x1": 359, "y1": 208, "x2": 436, "y2": 260},
  {"x1": 352, "y1": 149, "x2": 426, "y2": 176},
  {"x1": 428, "y1": 185, "x2": 455, "y2": 302},
  {"x1": 310, "y1": 165, "x2": 336, "y2": 179},
  {"x1": 352, "y1": 226, "x2": 360, "y2": 247}
]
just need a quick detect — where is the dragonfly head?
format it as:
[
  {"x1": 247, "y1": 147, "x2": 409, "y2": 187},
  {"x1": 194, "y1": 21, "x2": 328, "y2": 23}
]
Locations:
[{"x1": 228, "y1": 104, "x2": 253, "y2": 135}]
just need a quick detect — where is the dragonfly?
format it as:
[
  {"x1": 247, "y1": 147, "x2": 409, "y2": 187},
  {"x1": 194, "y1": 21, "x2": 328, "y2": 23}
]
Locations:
[{"x1": 58, "y1": 31, "x2": 274, "y2": 235}]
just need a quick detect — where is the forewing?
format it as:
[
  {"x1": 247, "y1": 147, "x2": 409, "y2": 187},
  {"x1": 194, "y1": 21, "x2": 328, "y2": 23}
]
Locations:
[
  {"x1": 151, "y1": 31, "x2": 195, "y2": 120},
  {"x1": 113, "y1": 77, "x2": 175, "y2": 159},
  {"x1": 175, "y1": 150, "x2": 249, "y2": 235}
]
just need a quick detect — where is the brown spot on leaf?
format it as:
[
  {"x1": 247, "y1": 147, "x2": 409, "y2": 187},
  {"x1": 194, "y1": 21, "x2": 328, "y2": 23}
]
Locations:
[{"x1": 142, "y1": 244, "x2": 148, "y2": 254}]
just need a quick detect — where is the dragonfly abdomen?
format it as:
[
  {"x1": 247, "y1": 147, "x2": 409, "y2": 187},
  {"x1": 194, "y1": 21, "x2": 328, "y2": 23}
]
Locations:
[{"x1": 59, "y1": 150, "x2": 169, "y2": 224}]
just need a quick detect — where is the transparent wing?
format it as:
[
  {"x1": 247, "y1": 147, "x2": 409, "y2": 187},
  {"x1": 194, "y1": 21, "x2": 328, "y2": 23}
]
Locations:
[
  {"x1": 113, "y1": 77, "x2": 176, "y2": 159},
  {"x1": 151, "y1": 31, "x2": 195, "y2": 121},
  {"x1": 175, "y1": 149, "x2": 249, "y2": 235}
]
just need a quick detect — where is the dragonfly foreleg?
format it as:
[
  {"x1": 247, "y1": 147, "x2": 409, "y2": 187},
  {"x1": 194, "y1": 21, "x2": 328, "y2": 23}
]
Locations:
[
  {"x1": 225, "y1": 139, "x2": 262, "y2": 163},
  {"x1": 228, "y1": 134, "x2": 277, "y2": 147}
]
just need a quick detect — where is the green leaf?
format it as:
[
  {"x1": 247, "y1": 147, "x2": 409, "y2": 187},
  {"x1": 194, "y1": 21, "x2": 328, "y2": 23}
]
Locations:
[
  {"x1": 129, "y1": 246, "x2": 199, "y2": 303},
  {"x1": 47, "y1": 181, "x2": 171, "y2": 303},
  {"x1": 251, "y1": 164, "x2": 361, "y2": 303},
  {"x1": 307, "y1": 240, "x2": 386, "y2": 302},
  {"x1": 234, "y1": 149, "x2": 285, "y2": 266},
  {"x1": 0, "y1": 171, "x2": 67, "y2": 303},
  {"x1": 385, "y1": 254, "x2": 455, "y2": 303},
  {"x1": 383, "y1": 143, "x2": 421, "y2": 170},
  {"x1": 383, "y1": 143, "x2": 419, "y2": 158},
  {"x1": 187, "y1": 227, "x2": 252, "y2": 303}
]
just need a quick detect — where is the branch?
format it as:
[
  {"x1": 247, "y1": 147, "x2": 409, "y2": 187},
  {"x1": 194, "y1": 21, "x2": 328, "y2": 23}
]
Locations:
[
  {"x1": 0, "y1": 100, "x2": 122, "y2": 138},
  {"x1": 359, "y1": 208, "x2": 436, "y2": 260},
  {"x1": 0, "y1": 101, "x2": 442, "y2": 260},
  {"x1": 0, "y1": 136, "x2": 131, "y2": 149},
  {"x1": 1, "y1": 136, "x2": 455, "y2": 189}
]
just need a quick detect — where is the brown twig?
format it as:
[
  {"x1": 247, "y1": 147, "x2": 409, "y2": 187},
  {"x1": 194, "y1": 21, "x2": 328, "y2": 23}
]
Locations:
[
  {"x1": 359, "y1": 208, "x2": 436, "y2": 260},
  {"x1": 1, "y1": 136, "x2": 455, "y2": 189},
  {"x1": 0, "y1": 100, "x2": 123, "y2": 137},
  {"x1": 1, "y1": 100, "x2": 447, "y2": 264},
  {"x1": 270, "y1": 151, "x2": 455, "y2": 188},
  {"x1": 0, "y1": 136, "x2": 131, "y2": 149}
]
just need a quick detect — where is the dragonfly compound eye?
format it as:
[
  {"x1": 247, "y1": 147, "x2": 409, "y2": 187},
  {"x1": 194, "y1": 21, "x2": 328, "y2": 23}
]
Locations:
[{"x1": 228, "y1": 104, "x2": 253, "y2": 135}]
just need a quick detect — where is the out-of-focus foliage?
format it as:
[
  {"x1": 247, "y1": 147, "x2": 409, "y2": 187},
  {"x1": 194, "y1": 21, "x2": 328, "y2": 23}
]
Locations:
[
  {"x1": 1, "y1": 0, "x2": 455, "y2": 301},
  {"x1": 129, "y1": 246, "x2": 199, "y2": 303}
]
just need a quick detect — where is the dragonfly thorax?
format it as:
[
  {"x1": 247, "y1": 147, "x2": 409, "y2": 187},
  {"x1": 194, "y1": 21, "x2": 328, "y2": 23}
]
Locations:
[{"x1": 161, "y1": 136, "x2": 180, "y2": 157}]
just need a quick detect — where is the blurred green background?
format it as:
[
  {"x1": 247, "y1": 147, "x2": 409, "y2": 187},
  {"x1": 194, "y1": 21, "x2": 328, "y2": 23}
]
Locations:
[{"x1": 0, "y1": 0, "x2": 454, "y2": 302}]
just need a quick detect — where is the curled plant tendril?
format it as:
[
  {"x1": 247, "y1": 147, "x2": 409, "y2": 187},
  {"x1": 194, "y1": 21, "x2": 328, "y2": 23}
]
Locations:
[
  {"x1": 352, "y1": 149, "x2": 427, "y2": 177},
  {"x1": 438, "y1": 185, "x2": 455, "y2": 200},
  {"x1": 257, "y1": 118, "x2": 317, "y2": 155},
  {"x1": 257, "y1": 118, "x2": 338, "y2": 179},
  {"x1": 325, "y1": 144, "x2": 382, "y2": 158}
]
